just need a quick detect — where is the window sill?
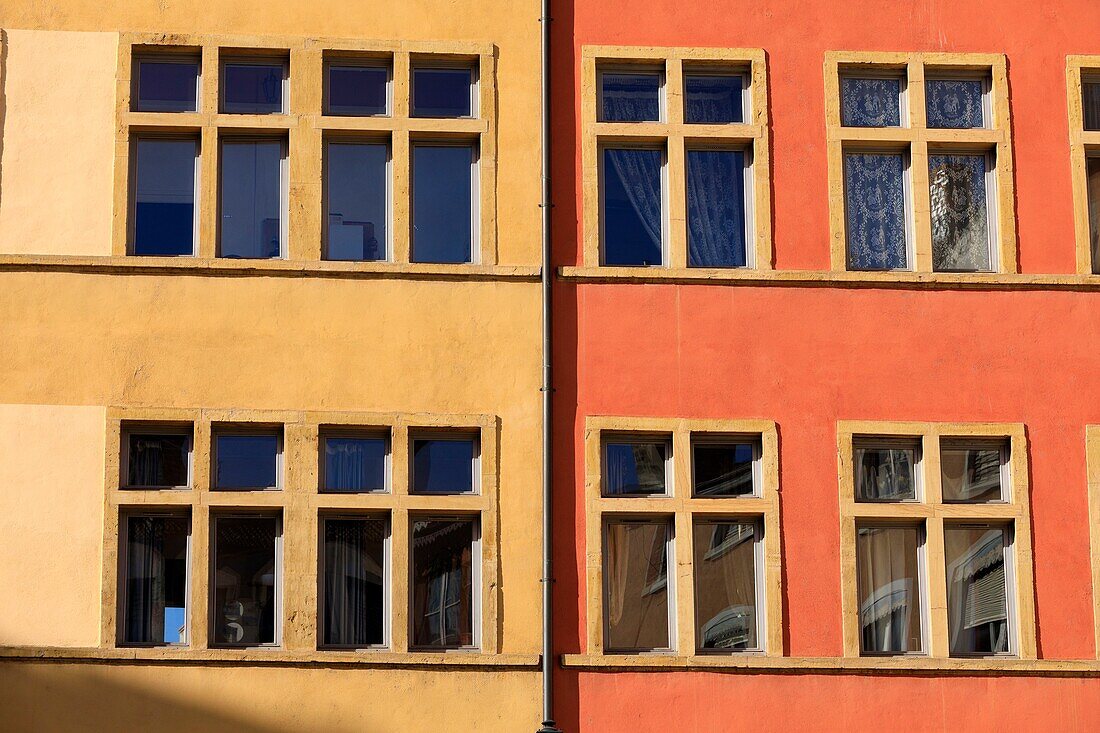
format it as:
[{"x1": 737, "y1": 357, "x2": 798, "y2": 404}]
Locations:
[
  {"x1": 560, "y1": 653, "x2": 1100, "y2": 675},
  {"x1": 559, "y1": 266, "x2": 1100, "y2": 290},
  {"x1": 0, "y1": 255, "x2": 540, "y2": 282}
]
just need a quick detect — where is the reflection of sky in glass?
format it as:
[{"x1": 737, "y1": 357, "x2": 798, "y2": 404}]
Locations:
[
  {"x1": 600, "y1": 72, "x2": 661, "y2": 122},
  {"x1": 134, "y1": 139, "x2": 196, "y2": 255},
  {"x1": 326, "y1": 143, "x2": 387, "y2": 261},
  {"x1": 222, "y1": 63, "x2": 284, "y2": 114},
  {"x1": 215, "y1": 434, "x2": 279, "y2": 488},
  {"x1": 163, "y1": 606, "x2": 186, "y2": 643},
  {"x1": 602, "y1": 148, "x2": 663, "y2": 266},
  {"x1": 220, "y1": 141, "x2": 283, "y2": 258},
  {"x1": 685, "y1": 75, "x2": 743, "y2": 124},
  {"x1": 136, "y1": 60, "x2": 199, "y2": 112},
  {"x1": 687, "y1": 149, "x2": 746, "y2": 267},
  {"x1": 604, "y1": 443, "x2": 666, "y2": 495},
  {"x1": 412, "y1": 145, "x2": 474, "y2": 263},
  {"x1": 413, "y1": 439, "x2": 475, "y2": 494},
  {"x1": 327, "y1": 66, "x2": 389, "y2": 115},
  {"x1": 412, "y1": 68, "x2": 473, "y2": 117}
]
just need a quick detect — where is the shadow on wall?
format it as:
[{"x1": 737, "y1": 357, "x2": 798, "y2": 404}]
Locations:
[{"x1": 0, "y1": 29, "x2": 8, "y2": 207}]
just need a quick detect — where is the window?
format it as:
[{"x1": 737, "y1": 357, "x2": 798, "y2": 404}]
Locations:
[
  {"x1": 131, "y1": 137, "x2": 199, "y2": 256},
  {"x1": 221, "y1": 58, "x2": 287, "y2": 114},
  {"x1": 1068, "y1": 59, "x2": 1100, "y2": 274},
  {"x1": 133, "y1": 54, "x2": 200, "y2": 112},
  {"x1": 585, "y1": 418, "x2": 781, "y2": 656},
  {"x1": 411, "y1": 143, "x2": 477, "y2": 264},
  {"x1": 582, "y1": 48, "x2": 771, "y2": 272},
  {"x1": 411, "y1": 65, "x2": 476, "y2": 118},
  {"x1": 411, "y1": 516, "x2": 478, "y2": 648},
  {"x1": 212, "y1": 514, "x2": 281, "y2": 647},
  {"x1": 120, "y1": 513, "x2": 190, "y2": 645},
  {"x1": 827, "y1": 53, "x2": 1013, "y2": 274},
  {"x1": 411, "y1": 433, "x2": 478, "y2": 494},
  {"x1": 321, "y1": 516, "x2": 387, "y2": 648},
  {"x1": 324, "y1": 140, "x2": 389, "y2": 261},
  {"x1": 212, "y1": 426, "x2": 282, "y2": 490},
  {"x1": 121, "y1": 424, "x2": 193, "y2": 489},
  {"x1": 324, "y1": 60, "x2": 390, "y2": 116},
  {"x1": 219, "y1": 138, "x2": 287, "y2": 259},
  {"x1": 839, "y1": 422, "x2": 1036, "y2": 659},
  {"x1": 1084, "y1": 79, "x2": 1100, "y2": 131},
  {"x1": 320, "y1": 430, "x2": 389, "y2": 493}
]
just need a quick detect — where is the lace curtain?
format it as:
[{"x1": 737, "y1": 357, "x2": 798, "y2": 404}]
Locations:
[
  {"x1": 857, "y1": 526, "x2": 920, "y2": 653},
  {"x1": 930, "y1": 154, "x2": 991, "y2": 271},
  {"x1": 845, "y1": 153, "x2": 907, "y2": 269},
  {"x1": 687, "y1": 150, "x2": 747, "y2": 267}
]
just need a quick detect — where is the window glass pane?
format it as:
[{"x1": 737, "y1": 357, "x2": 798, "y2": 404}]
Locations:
[
  {"x1": 323, "y1": 436, "x2": 387, "y2": 493},
  {"x1": 222, "y1": 62, "x2": 284, "y2": 114},
  {"x1": 692, "y1": 442, "x2": 755, "y2": 497},
  {"x1": 326, "y1": 65, "x2": 388, "y2": 116},
  {"x1": 1087, "y1": 157, "x2": 1100, "y2": 272},
  {"x1": 323, "y1": 518, "x2": 385, "y2": 647},
  {"x1": 1084, "y1": 82, "x2": 1100, "y2": 131},
  {"x1": 855, "y1": 443, "x2": 917, "y2": 501},
  {"x1": 945, "y1": 525, "x2": 1010, "y2": 655},
  {"x1": 411, "y1": 518, "x2": 475, "y2": 648},
  {"x1": 845, "y1": 152, "x2": 908, "y2": 270},
  {"x1": 926, "y1": 79, "x2": 985, "y2": 129},
  {"x1": 694, "y1": 520, "x2": 758, "y2": 651},
  {"x1": 326, "y1": 142, "x2": 387, "y2": 261},
  {"x1": 602, "y1": 147, "x2": 664, "y2": 266},
  {"x1": 841, "y1": 77, "x2": 902, "y2": 127},
  {"x1": 412, "y1": 438, "x2": 475, "y2": 494},
  {"x1": 411, "y1": 67, "x2": 473, "y2": 118},
  {"x1": 930, "y1": 154, "x2": 991, "y2": 272},
  {"x1": 220, "y1": 140, "x2": 284, "y2": 258},
  {"x1": 214, "y1": 432, "x2": 279, "y2": 489},
  {"x1": 127, "y1": 432, "x2": 190, "y2": 487},
  {"x1": 687, "y1": 149, "x2": 747, "y2": 267},
  {"x1": 213, "y1": 516, "x2": 278, "y2": 645},
  {"x1": 124, "y1": 515, "x2": 189, "y2": 644},
  {"x1": 856, "y1": 526, "x2": 922, "y2": 654},
  {"x1": 941, "y1": 444, "x2": 1005, "y2": 503},
  {"x1": 135, "y1": 59, "x2": 199, "y2": 112},
  {"x1": 605, "y1": 520, "x2": 670, "y2": 651},
  {"x1": 604, "y1": 441, "x2": 667, "y2": 496},
  {"x1": 133, "y1": 138, "x2": 197, "y2": 256},
  {"x1": 600, "y1": 72, "x2": 661, "y2": 122},
  {"x1": 411, "y1": 144, "x2": 474, "y2": 263},
  {"x1": 684, "y1": 74, "x2": 743, "y2": 124}
]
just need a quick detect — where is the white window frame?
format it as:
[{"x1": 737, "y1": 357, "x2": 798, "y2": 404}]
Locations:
[
  {"x1": 318, "y1": 427, "x2": 392, "y2": 494},
  {"x1": 120, "y1": 422, "x2": 195, "y2": 490},
  {"x1": 597, "y1": 143, "x2": 670, "y2": 267},
  {"x1": 854, "y1": 521, "x2": 929, "y2": 657},
  {"x1": 216, "y1": 135, "x2": 289, "y2": 259},
  {"x1": 219, "y1": 55, "x2": 290, "y2": 115},
  {"x1": 318, "y1": 513, "x2": 391, "y2": 650},
  {"x1": 132, "y1": 52, "x2": 202, "y2": 113},
  {"x1": 322, "y1": 57, "x2": 393, "y2": 117},
  {"x1": 210, "y1": 424, "x2": 285, "y2": 491},
  {"x1": 409, "y1": 429, "x2": 481, "y2": 496},
  {"x1": 926, "y1": 147, "x2": 999, "y2": 274},
  {"x1": 943, "y1": 521, "x2": 1017, "y2": 658},
  {"x1": 322, "y1": 137, "x2": 393, "y2": 262},
  {"x1": 127, "y1": 134, "x2": 201, "y2": 257},
  {"x1": 602, "y1": 516, "x2": 676, "y2": 654},
  {"x1": 118, "y1": 510, "x2": 193, "y2": 648},
  {"x1": 693, "y1": 516, "x2": 765, "y2": 654},
  {"x1": 853, "y1": 435, "x2": 924, "y2": 503},
  {"x1": 408, "y1": 514, "x2": 482, "y2": 651},
  {"x1": 601, "y1": 433, "x2": 674, "y2": 498},
  {"x1": 842, "y1": 146, "x2": 915, "y2": 272},
  {"x1": 409, "y1": 140, "x2": 480, "y2": 265},
  {"x1": 939, "y1": 437, "x2": 1011, "y2": 504},
  {"x1": 596, "y1": 65, "x2": 667, "y2": 123},
  {"x1": 689, "y1": 432, "x2": 762, "y2": 498},
  {"x1": 209, "y1": 512, "x2": 283, "y2": 649}
]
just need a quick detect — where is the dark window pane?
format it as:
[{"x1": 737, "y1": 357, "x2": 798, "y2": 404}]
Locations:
[
  {"x1": 1089, "y1": 157, "x2": 1100, "y2": 273},
  {"x1": 684, "y1": 74, "x2": 743, "y2": 124},
  {"x1": 326, "y1": 65, "x2": 388, "y2": 116},
  {"x1": 941, "y1": 444, "x2": 1005, "y2": 503},
  {"x1": 845, "y1": 152, "x2": 908, "y2": 270},
  {"x1": 687, "y1": 149, "x2": 747, "y2": 267},
  {"x1": 841, "y1": 77, "x2": 902, "y2": 127},
  {"x1": 600, "y1": 72, "x2": 661, "y2": 122},
  {"x1": 323, "y1": 436, "x2": 387, "y2": 492},
  {"x1": 222, "y1": 62, "x2": 285, "y2": 114},
  {"x1": 926, "y1": 79, "x2": 985, "y2": 129},
  {"x1": 694, "y1": 520, "x2": 757, "y2": 651},
  {"x1": 855, "y1": 443, "x2": 917, "y2": 501},
  {"x1": 213, "y1": 516, "x2": 278, "y2": 645},
  {"x1": 133, "y1": 138, "x2": 197, "y2": 256},
  {"x1": 411, "y1": 145, "x2": 474, "y2": 263},
  {"x1": 1083, "y1": 82, "x2": 1100, "y2": 131},
  {"x1": 411, "y1": 518, "x2": 475, "y2": 648},
  {"x1": 323, "y1": 518, "x2": 385, "y2": 646},
  {"x1": 602, "y1": 148, "x2": 663, "y2": 266},
  {"x1": 126, "y1": 432, "x2": 190, "y2": 488},
  {"x1": 945, "y1": 526, "x2": 1010, "y2": 655},
  {"x1": 930, "y1": 154, "x2": 991, "y2": 272},
  {"x1": 326, "y1": 143, "x2": 388, "y2": 261},
  {"x1": 412, "y1": 438, "x2": 475, "y2": 494},
  {"x1": 214, "y1": 433, "x2": 279, "y2": 489},
  {"x1": 604, "y1": 441, "x2": 667, "y2": 496},
  {"x1": 135, "y1": 59, "x2": 199, "y2": 112},
  {"x1": 605, "y1": 520, "x2": 670, "y2": 651},
  {"x1": 411, "y1": 67, "x2": 473, "y2": 118},
  {"x1": 857, "y1": 525, "x2": 923, "y2": 654},
  {"x1": 220, "y1": 140, "x2": 283, "y2": 259},
  {"x1": 692, "y1": 442, "x2": 755, "y2": 497},
  {"x1": 123, "y1": 515, "x2": 189, "y2": 644}
]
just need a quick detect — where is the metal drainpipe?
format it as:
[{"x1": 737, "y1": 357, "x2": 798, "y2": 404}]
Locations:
[{"x1": 537, "y1": 0, "x2": 560, "y2": 729}]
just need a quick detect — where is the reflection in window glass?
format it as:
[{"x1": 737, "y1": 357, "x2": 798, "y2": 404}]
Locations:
[
  {"x1": 1084, "y1": 82, "x2": 1100, "y2": 131},
  {"x1": 930, "y1": 154, "x2": 992, "y2": 272},
  {"x1": 855, "y1": 443, "x2": 918, "y2": 501},
  {"x1": 856, "y1": 525, "x2": 922, "y2": 654},
  {"x1": 220, "y1": 140, "x2": 284, "y2": 258},
  {"x1": 326, "y1": 65, "x2": 388, "y2": 116},
  {"x1": 694, "y1": 520, "x2": 757, "y2": 651},
  {"x1": 123, "y1": 515, "x2": 189, "y2": 645},
  {"x1": 605, "y1": 519, "x2": 671, "y2": 651},
  {"x1": 133, "y1": 138, "x2": 197, "y2": 256},
  {"x1": 687, "y1": 149, "x2": 747, "y2": 267},
  {"x1": 222, "y1": 62, "x2": 285, "y2": 114},
  {"x1": 325, "y1": 142, "x2": 387, "y2": 261},
  {"x1": 411, "y1": 518, "x2": 475, "y2": 648},
  {"x1": 941, "y1": 443, "x2": 1005, "y2": 503},
  {"x1": 604, "y1": 441, "x2": 668, "y2": 496},
  {"x1": 135, "y1": 59, "x2": 199, "y2": 112},
  {"x1": 127, "y1": 431, "x2": 190, "y2": 487},
  {"x1": 684, "y1": 74, "x2": 744, "y2": 124},
  {"x1": 945, "y1": 525, "x2": 1010, "y2": 655},
  {"x1": 412, "y1": 437, "x2": 476, "y2": 494},
  {"x1": 1088, "y1": 158, "x2": 1100, "y2": 273},
  {"x1": 602, "y1": 148, "x2": 664, "y2": 266},
  {"x1": 213, "y1": 515, "x2": 278, "y2": 646},
  {"x1": 926, "y1": 79, "x2": 985, "y2": 129},
  {"x1": 323, "y1": 436, "x2": 387, "y2": 492},
  {"x1": 214, "y1": 432, "x2": 280, "y2": 490},
  {"x1": 411, "y1": 67, "x2": 473, "y2": 118},
  {"x1": 841, "y1": 77, "x2": 902, "y2": 127},
  {"x1": 844, "y1": 152, "x2": 908, "y2": 270},
  {"x1": 411, "y1": 144, "x2": 474, "y2": 264},
  {"x1": 322, "y1": 518, "x2": 385, "y2": 647},
  {"x1": 600, "y1": 72, "x2": 661, "y2": 122},
  {"x1": 692, "y1": 442, "x2": 755, "y2": 497}
]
